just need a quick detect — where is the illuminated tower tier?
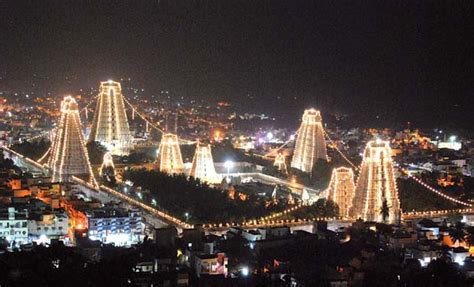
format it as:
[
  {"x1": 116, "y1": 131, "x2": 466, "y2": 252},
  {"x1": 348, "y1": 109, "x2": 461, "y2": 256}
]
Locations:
[
  {"x1": 158, "y1": 133, "x2": 184, "y2": 174},
  {"x1": 99, "y1": 152, "x2": 115, "y2": 180},
  {"x1": 48, "y1": 96, "x2": 95, "y2": 183},
  {"x1": 291, "y1": 109, "x2": 327, "y2": 173},
  {"x1": 327, "y1": 167, "x2": 356, "y2": 217},
  {"x1": 189, "y1": 143, "x2": 220, "y2": 183},
  {"x1": 274, "y1": 153, "x2": 288, "y2": 173},
  {"x1": 89, "y1": 80, "x2": 133, "y2": 156},
  {"x1": 349, "y1": 140, "x2": 400, "y2": 223}
]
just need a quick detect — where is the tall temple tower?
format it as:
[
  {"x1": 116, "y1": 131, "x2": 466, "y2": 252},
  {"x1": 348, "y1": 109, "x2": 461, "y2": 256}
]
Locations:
[
  {"x1": 48, "y1": 96, "x2": 95, "y2": 183},
  {"x1": 189, "y1": 143, "x2": 220, "y2": 183},
  {"x1": 291, "y1": 109, "x2": 327, "y2": 173},
  {"x1": 327, "y1": 167, "x2": 356, "y2": 217},
  {"x1": 89, "y1": 80, "x2": 133, "y2": 156},
  {"x1": 158, "y1": 133, "x2": 184, "y2": 174},
  {"x1": 349, "y1": 140, "x2": 400, "y2": 223}
]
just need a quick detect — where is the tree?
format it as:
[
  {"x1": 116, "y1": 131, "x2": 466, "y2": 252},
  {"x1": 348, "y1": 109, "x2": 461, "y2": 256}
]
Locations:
[
  {"x1": 380, "y1": 199, "x2": 390, "y2": 223},
  {"x1": 449, "y1": 222, "x2": 466, "y2": 246},
  {"x1": 86, "y1": 141, "x2": 106, "y2": 164}
]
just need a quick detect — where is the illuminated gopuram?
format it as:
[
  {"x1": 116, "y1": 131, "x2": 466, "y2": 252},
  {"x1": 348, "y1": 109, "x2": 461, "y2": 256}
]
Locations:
[
  {"x1": 291, "y1": 109, "x2": 327, "y2": 173},
  {"x1": 327, "y1": 167, "x2": 356, "y2": 217},
  {"x1": 349, "y1": 140, "x2": 401, "y2": 223},
  {"x1": 99, "y1": 152, "x2": 115, "y2": 180},
  {"x1": 158, "y1": 133, "x2": 184, "y2": 174},
  {"x1": 48, "y1": 96, "x2": 95, "y2": 183},
  {"x1": 89, "y1": 80, "x2": 133, "y2": 156},
  {"x1": 190, "y1": 143, "x2": 220, "y2": 183},
  {"x1": 274, "y1": 153, "x2": 288, "y2": 173}
]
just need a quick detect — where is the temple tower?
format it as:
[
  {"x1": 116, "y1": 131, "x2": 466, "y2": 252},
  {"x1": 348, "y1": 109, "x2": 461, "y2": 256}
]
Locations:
[
  {"x1": 158, "y1": 133, "x2": 184, "y2": 174},
  {"x1": 48, "y1": 96, "x2": 95, "y2": 183},
  {"x1": 189, "y1": 143, "x2": 219, "y2": 183},
  {"x1": 349, "y1": 140, "x2": 400, "y2": 223},
  {"x1": 291, "y1": 109, "x2": 327, "y2": 173},
  {"x1": 327, "y1": 167, "x2": 356, "y2": 217},
  {"x1": 89, "y1": 80, "x2": 133, "y2": 155}
]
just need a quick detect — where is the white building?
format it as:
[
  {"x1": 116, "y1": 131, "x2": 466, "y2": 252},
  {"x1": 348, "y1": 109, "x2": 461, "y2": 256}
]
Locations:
[
  {"x1": 0, "y1": 207, "x2": 29, "y2": 246},
  {"x1": 28, "y1": 212, "x2": 69, "y2": 242}
]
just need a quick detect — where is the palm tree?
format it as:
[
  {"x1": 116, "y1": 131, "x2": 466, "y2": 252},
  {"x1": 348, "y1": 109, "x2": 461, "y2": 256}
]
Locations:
[
  {"x1": 380, "y1": 199, "x2": 390, "y2": 223},
  {"x1": 449, "y1": 222, "x2": 466, "y2": 246}
]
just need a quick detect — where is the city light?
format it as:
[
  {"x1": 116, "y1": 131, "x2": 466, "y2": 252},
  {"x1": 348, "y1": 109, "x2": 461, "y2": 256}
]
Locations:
[
  {"x1": 224, "y1": 160, "x2": 234, "y2": 174},
  {"x1": 241, "y1": 266, "x2": 250, "y2": 277}
]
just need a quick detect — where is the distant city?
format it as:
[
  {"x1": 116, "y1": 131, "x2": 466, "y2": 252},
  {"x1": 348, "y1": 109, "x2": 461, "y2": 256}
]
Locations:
[
  {"x1": 1, "y1": 77, "x2": 474, "y2": 286},
  {"x1": 1, "y1": 1, "x2": 474, "y2": 286}
]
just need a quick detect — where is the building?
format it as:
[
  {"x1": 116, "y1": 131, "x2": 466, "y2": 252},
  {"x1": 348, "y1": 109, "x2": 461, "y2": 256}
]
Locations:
[
  {"x1": 89, "y1": 80, "x2": 133, "y2": 155},
  {"x1": 0, "y1": 206, "x2": 28, "y2": 246},
  {"x1": 47, "y1": 96, "x2": 95, "y2": 184},
  {"x1": 28, "y1": 211, "x2": 69, "y2": 242},
  {"x1": 291, "y1": 109, "x2": 327, "y2": 173},
  {"x1": 86, "y1": 206, "x2": 142, "y2": 246},
  {"x1": 349, "y1": 140, "x2": 401, "y2": 223},
  {"x1": 194, "y1": 253, "x2": 228, "y2": 278},
  {"x1": 189, "y1": 143, "x2": 220, "y2": 183},
  {"x1": 158, "y1": 133, "x2": 184, "y2": 174},
  {"x1": 273, "y1": 153, "x2": 288, "y2": 173},
  {"x1": 327, "y1": 167, "x2": 356, "y2": 217}
]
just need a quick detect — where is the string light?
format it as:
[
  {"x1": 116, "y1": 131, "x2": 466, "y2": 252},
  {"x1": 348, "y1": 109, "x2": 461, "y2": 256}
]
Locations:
[
  {"x1": 99, "y1": 184, "x2": 193, "y2": 229},
  {"x1": 401, "y1": 169, "x2": 471, "y2": 207},
  {"x1": 122, "y1": 97, "x2": 196, "y2": 145},
  {"x1": 37, "y1": 147, "x2": 51, "y2": 163},
  {"x1": 323, "y1": 129, "x2": 359, "y2": 170}
]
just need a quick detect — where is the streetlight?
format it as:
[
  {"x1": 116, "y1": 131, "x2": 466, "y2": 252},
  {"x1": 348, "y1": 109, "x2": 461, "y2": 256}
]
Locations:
[
  {"x1": 224, "y1": 160, "x2": 234, "y2": 175},
  {"x1": 151, "y1": 199, "x2": 157, "y2": 206},
  {"x1": 241, "y1": 266, "x2": 249, "y2": 276},
  {"x1": 184, "y1": 212, "x2": 190, "y2": 222}
]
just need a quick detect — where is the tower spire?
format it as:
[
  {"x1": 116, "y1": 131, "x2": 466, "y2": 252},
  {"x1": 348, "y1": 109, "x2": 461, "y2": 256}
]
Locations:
[
  {"x1": 89, "y1": 80, "x2": 133, "y2": 155},
  {"x1": 291, "y1": 109, "x2": 327, "y2": 173},
  {"x1": 326, "y1": 167, "x2": 356, "y2": 217},
  {"x1": 48, "y1": 96, "x2": 96, "y2": 184},
  {"x1": 158, "y1": 133, "x2": 184, "y2": 174},
  {"x1": 189, "y1": 142, "x2": 220, "y2": 183},
  {"x1": 349, "y1": 140, "x2": 400, "y2": 223}
]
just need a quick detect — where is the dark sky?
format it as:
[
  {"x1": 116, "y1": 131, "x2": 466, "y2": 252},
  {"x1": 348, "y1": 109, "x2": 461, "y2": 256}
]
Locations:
[{"x1": 1, "y1": 0, "x2": 473, "y2": 130}]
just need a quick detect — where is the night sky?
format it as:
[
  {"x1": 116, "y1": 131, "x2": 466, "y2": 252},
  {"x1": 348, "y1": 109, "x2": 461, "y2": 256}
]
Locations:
[{"x1": 1, "y1": 0, "x2": 473, "y2": 130}]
